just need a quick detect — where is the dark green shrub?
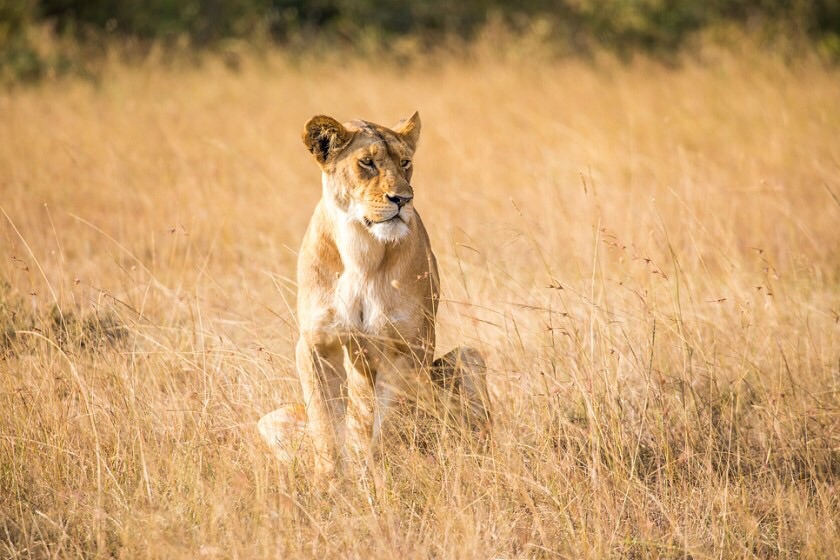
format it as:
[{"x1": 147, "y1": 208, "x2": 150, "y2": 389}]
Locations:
[{"x1": 0, "y1": 0, "x2": 46, "y2": 82}]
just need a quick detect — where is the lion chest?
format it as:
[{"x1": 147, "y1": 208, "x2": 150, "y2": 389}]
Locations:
[{"x1": 332, "y1": 271, "x2": 410, "y2": 337}]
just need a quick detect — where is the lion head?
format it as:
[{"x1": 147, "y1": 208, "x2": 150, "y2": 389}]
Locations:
[{"x1": 302, "y1": 112, "x2": 421, "y2": 243}]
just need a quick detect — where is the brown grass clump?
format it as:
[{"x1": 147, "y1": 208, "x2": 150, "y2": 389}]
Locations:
[{"x1": 1, "y1": 49, "x2": 839, "y2": 558}]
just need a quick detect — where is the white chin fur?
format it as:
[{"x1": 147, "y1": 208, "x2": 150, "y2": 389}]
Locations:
[
  {"x1": 369, "y1": 219, "x2": 410, "y2": 242},
  {"x1": 346, "y1": 201, "x2": 413, "y2": 243}
]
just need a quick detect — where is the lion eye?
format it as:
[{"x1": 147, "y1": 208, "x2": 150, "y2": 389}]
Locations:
[
  {"x1": 400, "y1": 159, "x2": 412, "y2": 168},
  {"x1": 359, "y1": 157, "x2": 374, "y2": 168}
]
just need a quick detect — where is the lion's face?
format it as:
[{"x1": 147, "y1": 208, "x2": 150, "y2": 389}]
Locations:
[{"x1": 302, "y1": 113, "x2": 421, "y2": 242}]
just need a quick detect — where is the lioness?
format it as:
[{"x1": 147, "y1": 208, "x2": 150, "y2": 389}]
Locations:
[{"x1": 297, "y1": 112, "x2": 489, "y2": 476}]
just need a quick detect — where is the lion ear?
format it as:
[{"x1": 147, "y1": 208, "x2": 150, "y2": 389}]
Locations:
[
  {"x1": 302, "y1": 115, "x2": 354, "y2": 165},
  {"x1": 392, "y1": 111, "x2": 421, "y2": 150}
]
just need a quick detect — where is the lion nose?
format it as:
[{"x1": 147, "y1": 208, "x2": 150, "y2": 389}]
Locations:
[{"x1": 386, "y1": 194, "x2": 413, "y2": 208}]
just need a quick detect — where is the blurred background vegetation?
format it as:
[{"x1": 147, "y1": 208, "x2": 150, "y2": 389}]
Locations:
[{"x1": 2, "y1": 0, "x2": 840, "y2": 81}]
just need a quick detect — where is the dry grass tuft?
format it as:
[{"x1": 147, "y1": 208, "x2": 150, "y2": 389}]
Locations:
[{"x1": 1, "y1": 48, "x2": 839, "y2": 558}]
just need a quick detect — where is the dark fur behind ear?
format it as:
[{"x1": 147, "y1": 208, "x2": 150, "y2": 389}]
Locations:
[{"x1": 302, "y1": 116, "x2": 354, "y2": 164}]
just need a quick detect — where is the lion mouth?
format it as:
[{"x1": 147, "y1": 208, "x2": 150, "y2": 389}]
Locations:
[{"x1": 364, "y1": 213, "x2": 402, "y2": 227}]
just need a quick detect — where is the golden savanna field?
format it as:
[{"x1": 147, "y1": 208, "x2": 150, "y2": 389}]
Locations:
[{"x1": 1, "y1": 47, "x2": 839, "y2": 558}]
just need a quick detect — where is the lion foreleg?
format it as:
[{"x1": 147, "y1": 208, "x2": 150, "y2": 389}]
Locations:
[
  {"x1": 296, "y1": 336, "x2": 347, "y2": 477},
  {"x1": 343, "y1": 342, "x2": 376, "y2": 460}
]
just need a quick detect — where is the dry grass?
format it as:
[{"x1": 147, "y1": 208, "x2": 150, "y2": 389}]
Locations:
[{"x1": 1, "y1": 47, "x2": 839, "y2": 558}]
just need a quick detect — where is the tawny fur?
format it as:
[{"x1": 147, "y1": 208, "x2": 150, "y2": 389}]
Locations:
[
  {"x1": 296, "y1": 112, "x2": 489, "y2": 476},
  {"x1": 297, "y1": 114, "x2": 439, "y2": 473}
]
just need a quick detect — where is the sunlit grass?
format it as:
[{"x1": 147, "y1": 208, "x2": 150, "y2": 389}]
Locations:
[{"x1": 1, "y1": 47, "x2": 839, "y2": 558}]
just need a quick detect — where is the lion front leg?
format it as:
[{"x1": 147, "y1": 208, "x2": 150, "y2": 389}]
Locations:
[
  {"x1": 342, "y1": 339, "x2": 377, "y2": 461},
  {"x1": 296, "y1": 336, "x2": 347, "y2": 478},
  {"x1": 370, "y1": 351, "x2": 434, "y2": 449}
]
